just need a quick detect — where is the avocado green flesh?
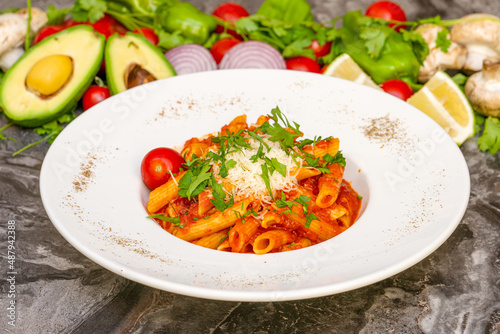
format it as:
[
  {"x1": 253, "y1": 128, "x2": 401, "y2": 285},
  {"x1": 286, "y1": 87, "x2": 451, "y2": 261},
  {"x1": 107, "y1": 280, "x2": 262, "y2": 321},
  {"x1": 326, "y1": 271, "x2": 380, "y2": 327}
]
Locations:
[
  {"x1": 106, "y1": 32, "x2": 176, "y2": 95},
  {"x1": 0, "y1": 25, "x2": 105, "y2": 128}
]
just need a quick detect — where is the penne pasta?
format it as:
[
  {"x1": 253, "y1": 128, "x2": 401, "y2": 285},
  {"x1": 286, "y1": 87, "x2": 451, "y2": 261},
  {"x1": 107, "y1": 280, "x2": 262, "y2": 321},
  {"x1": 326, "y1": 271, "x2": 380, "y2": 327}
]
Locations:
[
  {"x1": 253, "y1": 230, "x2": 295, "y2": 254},
  {"x1": 144, "y1": 111, "x2": 362, "y2": 254}
]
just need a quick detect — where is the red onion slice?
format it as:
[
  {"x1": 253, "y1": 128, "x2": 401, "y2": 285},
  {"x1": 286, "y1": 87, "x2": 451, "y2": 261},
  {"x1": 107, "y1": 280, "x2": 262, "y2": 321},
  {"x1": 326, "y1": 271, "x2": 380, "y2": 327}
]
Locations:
[
  {"x1": 219, "y1": 41, "x2": 286, "y2": 70},
  {"x1": 164, "y1": 44, "x2": 217, "y2": 75}
]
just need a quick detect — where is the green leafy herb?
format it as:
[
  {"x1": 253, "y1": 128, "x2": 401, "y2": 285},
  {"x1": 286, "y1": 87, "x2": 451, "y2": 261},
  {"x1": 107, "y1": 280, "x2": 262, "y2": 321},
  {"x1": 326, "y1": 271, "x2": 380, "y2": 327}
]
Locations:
[
  {"x1": 360, "y1": 28, "x2": 387, "y2": 58},
  {"x1": 147, "y1": 213, "x2": 184, "y2": 228},
  {"x1": 209, "y1": 175, "x2": 234, "y2": 212},
  {"x1": 478, "y1": 117, "x2": 500, "y2": 155},
  {"x1": 323, "y1": 151, "x2": 346, "y2": 167},
  {"x1": 178, "y1": 164, "x2": 211, "y2": 200},
  {"x1": 72, "y1": 0, "x2": 107, "y2": 23},
  {"x1": 46, "y1": 5, "x2": 71, "y2": 25},
  {"x1": 400, "y1": 30, "x2": 429, "y2": 65},
  {"x1": 293, "y1": 195, "x2": 318, "y2": 228},
  {"x1": 260, "y1": 164, "x2": 274, "y2": 200},
  {"x1": 435, "y1": 28, "x2": 451, "y2": 53}
]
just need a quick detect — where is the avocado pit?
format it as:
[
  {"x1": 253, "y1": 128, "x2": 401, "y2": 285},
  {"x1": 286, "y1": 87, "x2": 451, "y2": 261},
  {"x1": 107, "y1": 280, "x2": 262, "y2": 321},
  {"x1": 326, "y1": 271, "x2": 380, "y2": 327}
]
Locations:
[
  {"x1": 124, "y1": 63, "x2": 157, "y2": 89},
  {"x1": 25, "y1": 54, "x2": 73, "y2": 98}
]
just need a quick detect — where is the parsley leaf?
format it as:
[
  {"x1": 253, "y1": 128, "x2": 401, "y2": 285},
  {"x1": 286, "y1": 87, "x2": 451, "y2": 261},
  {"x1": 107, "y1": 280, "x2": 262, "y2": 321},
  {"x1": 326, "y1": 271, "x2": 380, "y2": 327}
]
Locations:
[
  {"x1": 360, "y1": 28, "x2": 387, "y2": 58},
  {"x1": 147, "y1": 213, "x2": 184, "y2": 228},
  {"x1": 260, "y1": 164, "x2": 274, "y2": 199},
  {"x1": 435, "y1": 28, "x2": 451, "y2": 53},
  {"x1": 478, "y1": 117, "x2": 500, "y2": 155},
  {"x1": 401, "y1": 30, "x2": 429, "y2": 65},
  {"x1": 72, "y1": 0, "x2": 107, "y2": 23},
  {"x1": 178, "y1": 164, "x2": 211, "y2": 200},
  {"x1": 46, "y1": 5, "x2": 71, "y2": 25},
  {"x1": 323, "y1": 151, "x2": 346, "y2": 167}
]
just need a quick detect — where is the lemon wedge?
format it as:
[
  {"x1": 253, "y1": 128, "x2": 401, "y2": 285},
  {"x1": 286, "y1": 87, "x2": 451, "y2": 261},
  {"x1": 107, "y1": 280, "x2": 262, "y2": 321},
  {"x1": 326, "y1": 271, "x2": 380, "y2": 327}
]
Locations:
[
  {"x1": 323, "y1": 53, "x2": 381, "y2": 90},
  {"x1": 407, "y1": 71, "x2": 474, "y2": 145}
]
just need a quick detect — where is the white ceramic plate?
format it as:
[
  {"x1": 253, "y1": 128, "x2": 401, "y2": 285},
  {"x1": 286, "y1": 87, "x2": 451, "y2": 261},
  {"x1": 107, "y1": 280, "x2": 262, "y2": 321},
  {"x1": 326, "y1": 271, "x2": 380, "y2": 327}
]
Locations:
[{"x1": 40, "y1": 69, "x2": 470, "y2": 302}]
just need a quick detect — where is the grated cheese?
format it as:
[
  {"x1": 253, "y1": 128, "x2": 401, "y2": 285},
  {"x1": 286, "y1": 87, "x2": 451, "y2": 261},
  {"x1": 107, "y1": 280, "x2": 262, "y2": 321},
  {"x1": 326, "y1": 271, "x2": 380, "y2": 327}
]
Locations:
[{"x1": 214, "y1": 136, "x2": 304, "y2": 202}]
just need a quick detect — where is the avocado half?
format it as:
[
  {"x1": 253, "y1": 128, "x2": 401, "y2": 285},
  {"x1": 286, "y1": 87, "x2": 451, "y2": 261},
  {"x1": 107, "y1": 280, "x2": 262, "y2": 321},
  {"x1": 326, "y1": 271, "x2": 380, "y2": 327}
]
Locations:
[
  {"x1": 0, "y1": 25, "x2": 105, "y2": 127},
  {"x1": 105, "y1": 32, "x2": 176, "y2": 95}
]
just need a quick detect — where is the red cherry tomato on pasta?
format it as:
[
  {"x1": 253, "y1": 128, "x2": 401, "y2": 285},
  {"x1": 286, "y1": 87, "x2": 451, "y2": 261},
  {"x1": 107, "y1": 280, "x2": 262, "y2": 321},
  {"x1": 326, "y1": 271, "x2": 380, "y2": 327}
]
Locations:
[
  {"x1": 141, "y1": 148, "x2": 185, "y2": 190},
  {"x1": 286, "y1": 56, "x2": 321, "y2": 73},
  {"x1": 133, "y1": 27, "x2": 159, "y2": 45},
  {"x1": 212, "y1": 2, "x2": 250, "y2": 39},
  {"x1": 380, "y1": 79, "x2": 414, "y2": 101},
  {"x1": 309, "y1": 40, "x2": 332, "y2": 58},
  {"x1": 365, "y1": 1, "x2": 407, "y2": 31},
  {"x1": 210, "y1": 38, "x2": 241, "y2": 64},
  {"x1": 82, "y1": 86, "x2": 111, "y2": 111},
  {"x1": 33, "y1": 25, "x2": 64, "y2": 45}
]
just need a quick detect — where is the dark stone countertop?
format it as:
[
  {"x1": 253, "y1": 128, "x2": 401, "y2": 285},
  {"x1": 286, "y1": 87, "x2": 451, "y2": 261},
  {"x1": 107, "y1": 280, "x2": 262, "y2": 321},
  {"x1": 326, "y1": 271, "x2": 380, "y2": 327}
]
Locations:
[{"x1": 0, "y1": 0, "x2": 499, "y2": 333}]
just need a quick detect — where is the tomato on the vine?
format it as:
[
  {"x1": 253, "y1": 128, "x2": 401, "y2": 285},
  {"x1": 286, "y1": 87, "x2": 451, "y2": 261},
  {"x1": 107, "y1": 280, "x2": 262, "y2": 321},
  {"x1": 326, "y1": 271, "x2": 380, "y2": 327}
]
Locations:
[
  {"x1": 210, "y1": 38, "x2": 241, "y2": 64},
  {"x1": 286, "y1": 56, "x2": 321, "y2": 73},
  {"x1": 133, "y1": 27, "x2": 159, "y2": 45},
  {"x1": 309, "y1": 40, "x2": 332, "y2": 58},
  {"x1": 380, "y1": 79, "x2": 414, "y2": 101},
  {"x1": 32, "y1": 25, "x2": 64, "y2": 45},
  {"x1": 82, "y1": 85, "x2": 111, "y2": 111},
  {"x1": 365, "y1": 1, "x2": 407, "y2": 32},
  {"x1": 212, "y1": 2, "x2": 250, "y2": 39},
  {"x1": 141, "y1": 148, "x2": 185, "y2": 190}
]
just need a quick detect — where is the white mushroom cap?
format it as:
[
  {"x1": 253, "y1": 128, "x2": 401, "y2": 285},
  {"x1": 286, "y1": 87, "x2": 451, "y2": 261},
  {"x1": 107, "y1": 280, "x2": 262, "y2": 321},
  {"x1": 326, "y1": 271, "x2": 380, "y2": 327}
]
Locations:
[
  {"x1": 416, "y1": 24, "x2": 467, "y2": 83},
  {"x1": 450, "y1": 14, "x2": 500, "y2": 73},
  {"x1": 465, "y1": 57, "x2": 500, "y2": 117},
  {"x1": 0, "y1": 14, "x2": 28, "y2": 56},
  {"x1": 0, "y1": 8, "x2": 48, "y2": 57},
  {"x1": 18, "y1": 8, "x2": 48, "y2": 33}
]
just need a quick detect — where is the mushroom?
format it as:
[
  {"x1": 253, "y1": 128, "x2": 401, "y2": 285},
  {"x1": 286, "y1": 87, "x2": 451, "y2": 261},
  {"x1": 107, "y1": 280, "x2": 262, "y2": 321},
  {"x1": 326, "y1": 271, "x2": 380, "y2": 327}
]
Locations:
[
  {"x1": 450, "y1": 14, "x2": 500, "y2": 73},
  {"x1": 416, "y1": 24, "x2": 467, "y2": 83},
  {"x1": 0, "y1": 8, "x2": 48, "y2": 70},
  {"x1": 465, "y1": 57, "x2": 500, "y2": 117}
]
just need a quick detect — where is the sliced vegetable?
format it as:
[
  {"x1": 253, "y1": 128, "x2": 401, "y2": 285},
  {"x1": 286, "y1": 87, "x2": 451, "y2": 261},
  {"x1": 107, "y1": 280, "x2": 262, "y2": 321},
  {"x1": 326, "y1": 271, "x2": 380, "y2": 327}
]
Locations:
[
  {"x1": 286, "y1": 56, "x2": 321, "y2": 73},
  {"x1": 0, "y1": 26, "x2": 105, "y2": 127},
  {"x1": 219, "y1": 41, "x2": 286, "y2": 69},
  {"x1": 164, "y1": 44, "x2": 217, "y2": 75},
  {"x1": 210, "y1": 38, "x2": 241, "y2": 64},
  {"x1": 106, "y1": 32, "x2": 176, "y2": 95}
]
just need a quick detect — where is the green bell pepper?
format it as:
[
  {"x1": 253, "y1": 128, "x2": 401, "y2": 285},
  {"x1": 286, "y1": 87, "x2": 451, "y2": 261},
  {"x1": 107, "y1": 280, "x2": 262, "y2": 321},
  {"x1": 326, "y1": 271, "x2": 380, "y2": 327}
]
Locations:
[
  {"x1": 337, "y1": 11, "x2": 421, "y2": 84},
  {"x1": 156, "y1": 1, "x2": 217, "y2": 45}
]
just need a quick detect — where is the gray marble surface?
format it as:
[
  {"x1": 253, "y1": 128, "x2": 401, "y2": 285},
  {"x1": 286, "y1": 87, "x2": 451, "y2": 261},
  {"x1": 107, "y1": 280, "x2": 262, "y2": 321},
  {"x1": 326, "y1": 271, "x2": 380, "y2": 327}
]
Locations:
[{"x1": 1, "y1": 0, "x2": 499, "y2": 333}]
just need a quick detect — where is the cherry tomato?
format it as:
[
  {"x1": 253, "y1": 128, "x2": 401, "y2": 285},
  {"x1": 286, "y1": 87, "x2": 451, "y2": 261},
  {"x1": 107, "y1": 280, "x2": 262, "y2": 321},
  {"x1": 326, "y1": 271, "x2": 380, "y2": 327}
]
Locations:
[
  {"x1": 133, "y1": 27, "x2": 159, "y2": 45},
  {"x1": 365, "y1": 1, "x2": 407, "y2": 32},
  {"x1": 141, "y1": 148, "x2": 185, "y2": 189},
  {"x1": 32, "y1": 25, "x2": 64, "y2": 45},
  {"x1": 380, "y1": 79, "x2": 414, "y2": 101},
  {"x1": 212, "y1": 2, "x2": 250, "y2": 39},
  {"x1": 91, "y1": 14, "x2": 128, "y2": 39},
  {"x1": 285, "y1": 56, "x2": 321, "y2": 73},
  {"x1": 61, "y1": 18, "x2": 88, "y2": 29},
  {"x1": 82, "y1": 85, "x2": 111, "y2": 111},
  {"x1": 210, "y1": 38, "x2": 241, "y2": 64},
  {"x1": 309, "y1": 40, "x2": 332, "y2": 58}
]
